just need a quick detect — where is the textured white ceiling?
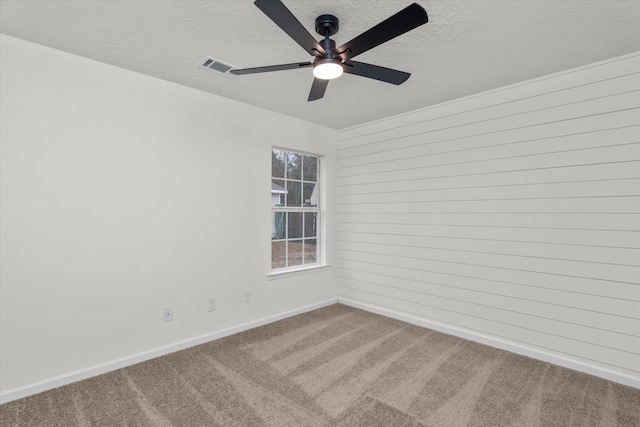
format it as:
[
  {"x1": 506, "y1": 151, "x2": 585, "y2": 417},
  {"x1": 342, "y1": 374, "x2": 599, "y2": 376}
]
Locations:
[{"x1": 1, "y1": 0, "x2": 639, "y2": 129}]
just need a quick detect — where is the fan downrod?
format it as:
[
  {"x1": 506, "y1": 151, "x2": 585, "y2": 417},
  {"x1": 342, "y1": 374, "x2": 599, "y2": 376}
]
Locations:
[{"x1": 315, "y1": 14, "x2": 339, "y2": 36}]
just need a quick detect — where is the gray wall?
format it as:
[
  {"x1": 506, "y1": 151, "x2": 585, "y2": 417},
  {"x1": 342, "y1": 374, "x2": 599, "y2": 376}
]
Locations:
[{"x1": 0, "y1": 34, "x2": 338, "y2": 400}]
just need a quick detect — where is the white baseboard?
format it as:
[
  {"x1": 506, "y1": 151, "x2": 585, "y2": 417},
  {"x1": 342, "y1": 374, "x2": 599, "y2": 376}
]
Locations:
[
  {"x1": 0, "y1": 298, "x2": 339, "y2": 404},
  {"x1": 338, "y1": 297, "x2": 640, "y2": 390}
]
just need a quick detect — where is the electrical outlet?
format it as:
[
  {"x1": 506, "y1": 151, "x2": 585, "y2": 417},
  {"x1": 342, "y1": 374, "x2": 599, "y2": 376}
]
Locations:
[
  {"x1": 207, "y1": 297, "x2": 216, "y2": 312},
  {"x1": 243, "y1": 289, "x2": 251, "y2": 303},
  {"x1": 163, "y1": 307, "x2": 173, "y2": 322}
]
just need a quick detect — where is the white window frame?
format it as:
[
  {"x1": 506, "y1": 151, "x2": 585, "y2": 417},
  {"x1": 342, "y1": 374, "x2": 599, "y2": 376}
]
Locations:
[{"x1": 270, "y1": 148, "x2": 322, "y2": 275}]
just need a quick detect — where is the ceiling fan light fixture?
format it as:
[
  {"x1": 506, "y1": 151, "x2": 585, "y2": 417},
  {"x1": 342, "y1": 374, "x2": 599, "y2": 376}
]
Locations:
[
  {"x1": 233, "y1": 1, "x2": 429, "y2": 100},
  {"x1": 313, "y1": 58, "x2": 343, "y2": 80}
]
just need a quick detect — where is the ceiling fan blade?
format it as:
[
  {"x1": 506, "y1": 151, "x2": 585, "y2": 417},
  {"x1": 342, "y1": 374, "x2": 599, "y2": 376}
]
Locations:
[
  {"x1": 254, "y1": 0, "x2": 326, "y2": 57},
  {"x1": 308, "y1": 78, "x2": 329, "y2": 101},
  {"x1": 230, "y1": 62, "x2": 312, "y2": 75},
  {"x1": 342, "y1": 61, "x2": 410, "y2": 85},
  {"x1": 336, "y1": 3, "x2": 428, "y2": 60}
]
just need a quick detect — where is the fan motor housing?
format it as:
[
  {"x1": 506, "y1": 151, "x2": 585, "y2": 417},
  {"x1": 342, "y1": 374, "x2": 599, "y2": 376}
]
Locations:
[
  {"x1": 315, "y1": 14, "x2": 339, "y2": 36},
  {"x1": 319, "y1": 37, "x2": 337, "y2": 53}
]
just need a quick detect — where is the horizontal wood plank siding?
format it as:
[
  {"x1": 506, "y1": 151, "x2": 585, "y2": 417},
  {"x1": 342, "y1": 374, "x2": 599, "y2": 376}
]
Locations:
[{"x1": 337, "y1": 53, "x2": 640, "y2": 382}]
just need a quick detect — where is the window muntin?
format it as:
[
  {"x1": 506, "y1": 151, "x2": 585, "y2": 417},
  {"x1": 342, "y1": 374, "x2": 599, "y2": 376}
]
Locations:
[{"x1": 271, "y1": 149, "x2": 320, "y2": 271}]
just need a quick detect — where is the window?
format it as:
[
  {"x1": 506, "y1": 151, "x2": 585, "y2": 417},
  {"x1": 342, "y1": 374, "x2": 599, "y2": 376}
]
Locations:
[{"x1": 271, "y1": 149, "x2": 320, "y2": 271}]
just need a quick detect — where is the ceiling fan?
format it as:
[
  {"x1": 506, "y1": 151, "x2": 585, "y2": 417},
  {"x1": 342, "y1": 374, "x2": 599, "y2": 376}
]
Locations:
[{"x1": 230, "y1": 0, "x2": 429, "y2": 101}]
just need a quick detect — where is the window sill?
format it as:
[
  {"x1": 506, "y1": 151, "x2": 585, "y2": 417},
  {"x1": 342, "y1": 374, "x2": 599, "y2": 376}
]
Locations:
[{"x1": 267, "y1": 264, "x2": 331, "y2": 280}]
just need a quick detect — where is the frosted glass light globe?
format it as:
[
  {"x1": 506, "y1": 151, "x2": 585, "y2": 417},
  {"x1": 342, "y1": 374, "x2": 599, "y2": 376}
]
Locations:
[{"x1": 313, "y1": 59, "x2": 343, "y2": 80}]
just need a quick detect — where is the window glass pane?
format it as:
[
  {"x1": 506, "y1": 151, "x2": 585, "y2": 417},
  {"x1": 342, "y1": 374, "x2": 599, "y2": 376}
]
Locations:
[
  {"x1": 303, "y1": 155, "x2": 317, "y2": 182},
  {"x1": 304, "y1": 212, "x2": 317, "y2": 238},
  {"x1": 288, "y1": 212, "x2": 302, "y2": 239},
  {"x1": 272, "y1": 212, "x2": 286, "y2": 240},
  {"x1": 272, "y1": 150, "x2": 286, "y2": 178},
  {"x1": 271, "y1": 149, "x2": 321, "y2": 272},
  {"x1": 287, "y1": 153, "x2": 301, "y2": 179},
  {"x1": 288, "y1": 240, "x2": 303, "y2": 267},
  {"x1": 271, "y1": 241, "x2": 286, "y2": 269},
  {"x1": 286, "y1": 181, "x2": 301, "y2": 207},
  {"x1": 272, "y1": 179, "x2": 285, "y2": 207},
  {"x1": 303, "y1": 182, "x2": 317, "y2": 207},
  {"x1": 304, "y1": 239, "x2": 317, "y2": 264}
]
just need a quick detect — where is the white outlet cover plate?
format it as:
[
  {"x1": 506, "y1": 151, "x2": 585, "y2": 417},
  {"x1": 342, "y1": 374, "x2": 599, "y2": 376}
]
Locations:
[{"x1": 163, "y1": 307, "x2": 173, "y2": 322}]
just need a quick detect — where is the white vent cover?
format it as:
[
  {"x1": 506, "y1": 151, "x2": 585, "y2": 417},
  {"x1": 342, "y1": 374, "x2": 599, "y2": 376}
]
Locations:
[{"x1": 199, "y1": 57, "x2": 236, "y2": 75}]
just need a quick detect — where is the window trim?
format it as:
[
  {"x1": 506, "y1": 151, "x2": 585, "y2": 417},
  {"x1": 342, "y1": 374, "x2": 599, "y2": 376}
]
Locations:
[
  {"x1": 266, "y1": 264, "x2": 332, "y2": 280},
  {"x1": 270, "y1": 147, "x2": 324, "y2": 273}
]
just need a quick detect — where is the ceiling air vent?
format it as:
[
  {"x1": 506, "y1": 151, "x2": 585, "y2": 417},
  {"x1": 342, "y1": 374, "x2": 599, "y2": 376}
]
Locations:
[{"x1": 199, "y1": 56, "x2": 235, "y2": 75}]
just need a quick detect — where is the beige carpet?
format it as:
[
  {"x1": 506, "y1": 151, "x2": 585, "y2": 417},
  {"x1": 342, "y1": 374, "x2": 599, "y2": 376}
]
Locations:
[{"x1": 1, "y1": 304, "x2": 638, "y2": 426}]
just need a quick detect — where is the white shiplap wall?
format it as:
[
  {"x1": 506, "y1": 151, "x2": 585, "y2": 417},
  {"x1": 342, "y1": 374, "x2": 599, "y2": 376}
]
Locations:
[{"x1": 337, "y1": 53, "x2": 640, "y2": 387}]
